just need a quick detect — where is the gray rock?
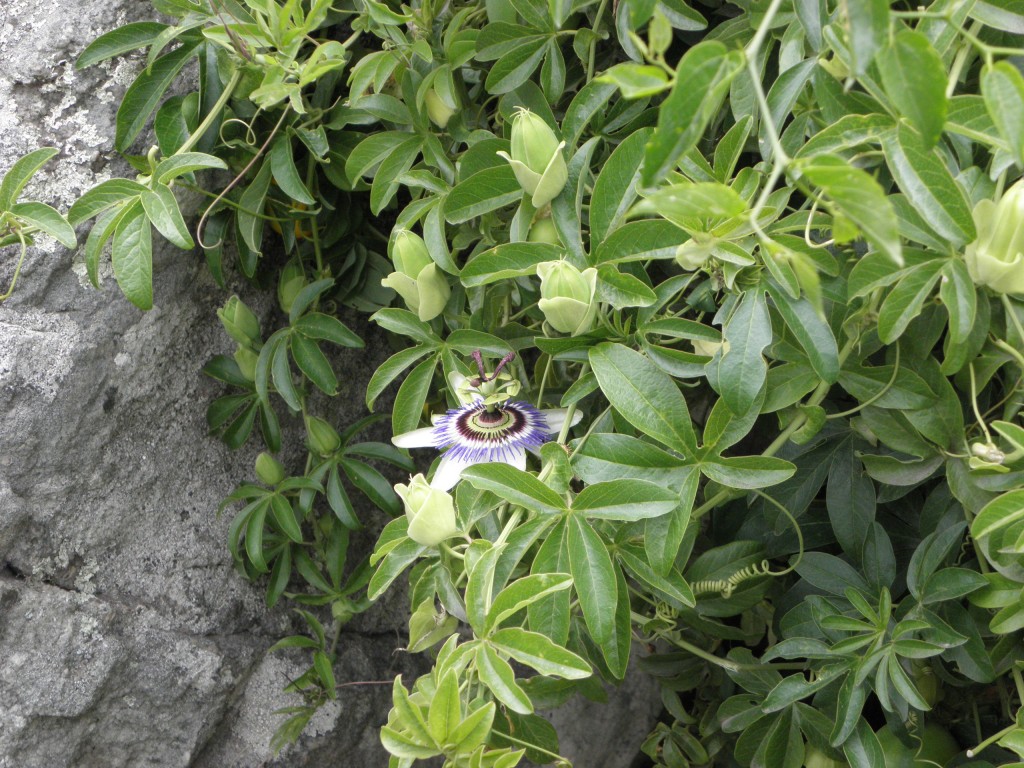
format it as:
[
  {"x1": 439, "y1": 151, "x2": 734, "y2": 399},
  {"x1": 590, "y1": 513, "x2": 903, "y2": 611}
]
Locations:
[{"x1": 0, "y1": 2, "x2": 663, "y2": 766}]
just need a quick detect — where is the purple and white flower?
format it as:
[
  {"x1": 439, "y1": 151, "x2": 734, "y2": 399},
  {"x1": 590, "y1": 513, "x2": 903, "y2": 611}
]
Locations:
[{"x1": 391, "y1": 353, "x2": 582, "y2": 490}]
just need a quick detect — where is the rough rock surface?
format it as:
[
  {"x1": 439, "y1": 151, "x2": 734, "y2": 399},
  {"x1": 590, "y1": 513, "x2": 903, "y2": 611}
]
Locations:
[{"x1": 0, "y1": 2, "x2": 661, "y2": 766}]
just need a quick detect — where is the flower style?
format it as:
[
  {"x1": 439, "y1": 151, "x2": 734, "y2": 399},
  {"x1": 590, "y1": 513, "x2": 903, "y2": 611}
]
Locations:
[{"x1": 391, "y1": 352, "x2": 583, "y2": 490}]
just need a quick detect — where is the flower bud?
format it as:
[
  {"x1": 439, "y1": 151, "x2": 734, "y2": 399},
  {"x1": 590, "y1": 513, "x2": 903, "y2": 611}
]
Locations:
[
  {"x1": 496, "y1": 109, "x2": 568, "y2": 208},
  {"x1": 218, "y1": 296, "x2": 262, "y2": 348},
  {"x1": 691, "y1": 338, "x2": 730, "y2": 358},
  {"x1": 234, "y1": 346, "x2": 259, "y2": 381},
  {"x1": 424, "y1": 88, "x2": 456, "y2": 129},
  {"x1": 381, "y1": 230, "x2": 451, "y2": 321},
  {"x1": 255, "y1": 452, "x2": 286, "y2": 486},
  {"x1": 528, "y1": 217, "x2": 561, "y2": 245},
  {"x1": 536, "y1": 260, "x2": 598, "y2": 336},
  {"x1": 306, "y1": 416, "x2": 341, "y2": 456},
  {"x1": 396, "y1": 474, "x2": 459, "y2": 546},
  {"x1": 965, "y1": 180, "x2": 1024, "y2": 295},
  {"x1": 278, "y1": 258, "x2": 307, "y2": 314},
  {"x1": 971, "y1": 441, "x2": 1005, "y2": 464},
  {"x1": 675, "y1": 239, "x2": 716, "y2": 271}
]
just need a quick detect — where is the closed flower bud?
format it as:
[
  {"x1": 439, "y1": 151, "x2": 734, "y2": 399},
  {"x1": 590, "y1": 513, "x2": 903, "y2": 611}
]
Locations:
[
  {"x1": 278, "y1": 258, "x2": 307, "y2": 314},
  {"x1": 218, "y1": 296, "x2": 261, "y2": 348},
  {"x1": 381, "y1": 230, "x2": 451, "y2": 321},
  {"x1": 537, "y1": 260, "x2": 598, "y2": 336},
  {"x1": 496, "y1": 109, "x2": 568, "y2": 208},
  {"x1": 675, "y1": 239, "x2": 716, "y2": 271},
  {"x1": 965, "y1": 180, "x2": 1024, "y2": 295},
  {"x1": 424, "y1": 88, "x2": 456, "y2": 129},
  {"x1": 306, "y1": 416, "x2": 341, "y2": 456},
  {"x1": 396, "y1": 474, "x2": 459, "y2": 546},
  {"x1": 528, "y1": 217, "x2": 560, "y2": 245},
  {"x1": 255, "y1": 452, "x2": 286, "y2": 486},
  {"x1": 233, "y1": 346, "x2": 259, "y2": 381}
]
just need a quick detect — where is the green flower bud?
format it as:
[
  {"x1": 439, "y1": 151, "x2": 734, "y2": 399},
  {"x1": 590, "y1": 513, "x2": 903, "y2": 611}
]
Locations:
[
  {"x1": 278, "y1": 258, "x2": 307, "y2": 314},
  {"x1": 496, "y1": 109, "x2": 568, "y2": 208},
  {"x1": 233, "y1": 346, "x2": 259, "y2": 381},
  {"x1": 528, "y1": 217, "x2": 561, "y2": 245},
  {"x1": 536, "y1": 260, "x2": 598, "y2": 336},
  {"x1": 306, "y1": 416, "x2": 341, "y2": 456},
  {"x1": 255, "y1": 452, "x2": 286, "y2": 486},
  {"x1": 424, "y1": 88, "x2": 456, "y2": 129},
  {"x1": 675, "y1": 239, "x2": 716, "y2": 271},
  {"x1": 965, "y1": 180, "x2": 1024, "y2": 295},
  {"x1": 381, "y1": 230, "x2": 451, "y2": 321},
  {"x1": 218, "y1": 296, "x2": 261, "y2": 348},
  {"x1": 396, "y1": 474, "x2": 459, "y2": 546}
]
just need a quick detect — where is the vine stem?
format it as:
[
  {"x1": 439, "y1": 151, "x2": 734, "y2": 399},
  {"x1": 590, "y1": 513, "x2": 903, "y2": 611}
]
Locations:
[{"x1": 176, "y1": 68, "x2": 243, "y2": 156}]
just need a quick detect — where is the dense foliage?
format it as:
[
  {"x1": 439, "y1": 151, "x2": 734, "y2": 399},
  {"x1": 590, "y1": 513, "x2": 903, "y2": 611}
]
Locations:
[{"x1": 10, "y1": 0, "x2": 1024, "y2": 763}]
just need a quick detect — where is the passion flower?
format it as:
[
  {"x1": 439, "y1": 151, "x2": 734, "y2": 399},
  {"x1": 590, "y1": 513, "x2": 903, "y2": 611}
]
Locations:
[
  {"x1": 391, "y1": 352, "x2": 582, "y2": 490},
  {"x1": 965, "y1": 179, "x2": 1024, "y2": 295},
  {"x1": 496, "y1": 109, "x2": 568, "y2": 208},
  {"x1": 381, "y1": 230, "x2": 451, "y2": 322}
]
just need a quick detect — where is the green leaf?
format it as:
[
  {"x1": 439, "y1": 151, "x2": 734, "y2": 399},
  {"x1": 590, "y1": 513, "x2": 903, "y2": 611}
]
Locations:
[
  {"x1": 140, "y1": 184, "x2": 194, "y2": 249},
  {"x1": 153, "y1": 152, "x2": 227, "y2": 184},
  {"x1": 449, "y1": 702, "x2": 496, "y2": 753},
  {"x1": 590, "y1": 128, "x2": 652, "y2": 244},
  {"x1": 269, "y1": 134, "x2": 316, "y2": 205},
  {"x1": 0, "y1": 147, "x2": 58, "y2": 212},
  {"x1": 641, "y1": 41, "x2": 744, "y2": 186},
  {"x1": 428, "y1": 670, "x2": 462, "y2": 744},
  {"x1": 293, "y1": 313, "x2": 363, "y2": 347},
  {"x1": 68, "y1": 179, "x2": 148, "y2": 225},
  {"x1": 392, "y1": 355, "x2": 437, "y2": 439},
  {"x1": 795, "y1": 552, "x2": 871, "y2": 597},
  {"x1": 461, "y1": 242, "x2": 563, "y2": 287},
  {"x1": 876, "y1": 259, "x2": 945, "y2": 343},
  {"x1": 270, "y1": 494, "x2": 303, "y2": 543},
  {"x1": 596, "y1": 266, "x2": 657, "y2": 308},
  {"x1": 567, "y1": 515, "x2": 617, "y2": 645},
  {"x1": 237, "y1": 158, "x2": 274, "y2": 256},
  {"x1": 877, "y1": 30, "x2": 947, "y2": 149},
  {"x1": 645, "y1": 182, "x2": 747, "y2": 228},
  {"x1": 589, "y1": 343, "x2": 696, "y2": 457},
  {"x1": 460, "y1": 463, "x2": 567, "y2": 515},
  {"x1": 490, "y1": 627, "x2": 591, "y2": 679},
  {"x1": 9, "y1": 202, "x2": 76, "y2": 249},
  {"x1": 714, "y1": 290, "x2": 772, "y2": 416},
  {"x1": 881, "y1": 124, "x2": 975, "y2": 247},
  {"x1": 571, "y1": 479, "x2": 679, "y2": 520},
  {"x1": 477, "y1": 644, "x2": 534, "y2": 714},
  {"x1": 570, "y1": 433, "x2": 692, "y2": 486},
  {"x1": 487, "y1": 573, "x2": 572, "y2": 633},
  {"x1": 366, "y1": 346, "x2": 435, "y2": 410},
  {"x1": 76, "y1": 21, "x2": 169, "y2": 69},
  {"x1": 444, "y1": 166, "x2": 524, "y2": 224},
  {"x1": 111, "y1": 201, "x2": 153, "y2": 310},
  {"x1": 844, "y1": 0, "x2": 890, "y2": 74},
  {"x1": 939, "y1": 258, "x2": 977, "y2": 345},
  {"x1": 597, "y1": 63, "x2": 670, "y2": 98},
  {"x1": 368, "y1": 536, "x2": 428, "y2": 600},
  {"x1": 592, "y1": 220, "x2": 685, "y2": 265},
  {"x1": 982, "y1": 61, "x2": 1024, "y2": 165},
  {"x1": 796, "y1": 154, "x2": 902, "y2": 265},
  {"x1": 485, "y1": 37, "x2": 548, "y2": 94},
  {"x1": 765, "y1": 280, "x2": 839, "y2": 383},
  {"x1": 701, "y1": 456, "x2": 796, "y2": 490},
  {"x1": 290, "y1": 334, "x2": 337, "y2": 394},
  {"x1": 116, "y1": 39, "x2": 200, "y2": 152}
]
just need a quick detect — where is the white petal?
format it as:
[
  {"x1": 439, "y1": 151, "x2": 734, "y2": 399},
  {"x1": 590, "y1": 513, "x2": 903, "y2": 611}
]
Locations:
[
  {"x1": 540, "y1": 408, "x2": 584, "y2": 434},
  {"x1": 392, "y1": 426, "x2": 440, "y2": 448},
  {"x1": 430, "y1": 453, "x2": 475, "y2": 491},
  {"x1": 505, "y1": 446, "x2": 527, "y2": 471}
]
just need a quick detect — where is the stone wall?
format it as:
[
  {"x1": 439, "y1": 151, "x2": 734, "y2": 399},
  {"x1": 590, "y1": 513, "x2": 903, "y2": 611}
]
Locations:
[{"x1": 0, "y1": 3, "x2": 660, "y2": 766}]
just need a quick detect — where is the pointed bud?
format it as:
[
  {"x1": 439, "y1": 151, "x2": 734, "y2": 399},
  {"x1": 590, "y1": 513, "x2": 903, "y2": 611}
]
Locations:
[
  {"x1": 528, "y1": 217, "x2": 561, "y2": 244},
  {"x1": 234, "y1": 346, "x2": 259, "y2": 381},
  {"x1": 424, "y1": 88, "x2": 456, "y2": 129},
  {"x1": 255, "y1": 452, "x2": 286, "y2": 486},
  {"x1": 496, "y1": 109, "x2": 568, "y2": 208},
  {"x1": 218, "y1": 296, "x2": 261, "y2": 348},
  {"x1": 536, "y1": 260, "x2": 598, "y2": 336},
  {"x1": 382, "y1": 230, "x2": 451, "y2": 321},
  {"x1": 306, "y1": 416, "x2": 341, "y2": 456},
  {"x1": 395, "y1": 474, "x2": 459, "y2": 546},
  {"x1": 965, "y1": 180, "x2": 1024, "y2": 295},
  {"x1": 278, "y1": 258, "x2": 307, "y2": 314}
]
